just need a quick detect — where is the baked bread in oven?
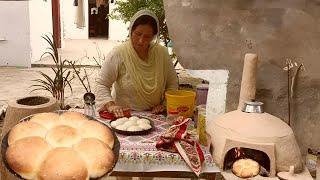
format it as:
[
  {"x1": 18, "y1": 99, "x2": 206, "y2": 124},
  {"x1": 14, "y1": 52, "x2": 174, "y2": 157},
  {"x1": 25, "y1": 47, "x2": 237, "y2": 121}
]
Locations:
[{"x1": 232, "y1": 158, "x2": 260, "y2": 178}]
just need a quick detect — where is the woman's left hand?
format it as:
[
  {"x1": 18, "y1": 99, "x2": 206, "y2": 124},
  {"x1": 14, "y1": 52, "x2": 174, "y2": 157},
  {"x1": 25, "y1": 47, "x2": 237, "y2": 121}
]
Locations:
[{"x1": 151, "y1": 104, "x2": 165, "y2": 114}]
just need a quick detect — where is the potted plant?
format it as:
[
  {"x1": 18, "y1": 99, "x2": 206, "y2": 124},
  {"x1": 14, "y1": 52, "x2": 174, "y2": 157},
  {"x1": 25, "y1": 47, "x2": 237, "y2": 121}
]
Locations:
[{"x1": 31, "y1": 34, "x2": 74, "y2": 109}]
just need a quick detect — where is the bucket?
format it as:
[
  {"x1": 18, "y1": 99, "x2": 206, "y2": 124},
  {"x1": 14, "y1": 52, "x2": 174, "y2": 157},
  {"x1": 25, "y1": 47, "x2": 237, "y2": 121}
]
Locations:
[{"x1": 165, "y1": 90, "x2": 196, "y2": 118}]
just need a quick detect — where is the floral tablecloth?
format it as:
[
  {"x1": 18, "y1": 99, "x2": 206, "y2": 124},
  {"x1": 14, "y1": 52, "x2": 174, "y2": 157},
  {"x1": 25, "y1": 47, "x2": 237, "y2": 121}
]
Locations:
[
  {"x1": 99, "y1": 111, "x2": 219, "y2": 174},
  {"x1": 72, "y1": 109, "x2": 219, "y2": 175}
]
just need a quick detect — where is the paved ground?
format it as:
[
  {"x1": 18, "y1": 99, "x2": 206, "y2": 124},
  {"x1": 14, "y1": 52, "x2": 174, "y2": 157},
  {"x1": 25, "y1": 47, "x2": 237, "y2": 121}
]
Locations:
[{"x1": 33, "y1": 39, "x2": 121, "y2": 67}]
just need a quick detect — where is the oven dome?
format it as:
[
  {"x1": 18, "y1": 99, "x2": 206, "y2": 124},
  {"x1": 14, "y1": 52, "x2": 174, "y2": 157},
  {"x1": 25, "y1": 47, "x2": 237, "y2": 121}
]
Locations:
[
  {"x1": 208, "y1": 109, "x2": 304, "y2": 174},
  {"x1": 213, "y1": 110, "x2": 292, "y2": 140}
]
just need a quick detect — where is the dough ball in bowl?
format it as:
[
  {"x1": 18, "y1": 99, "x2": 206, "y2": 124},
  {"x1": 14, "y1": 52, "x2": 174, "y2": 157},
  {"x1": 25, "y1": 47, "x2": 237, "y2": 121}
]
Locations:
[
  {"x1": 46, "y1": 125, "x2": 81, "y2": 147},
  {"x1": 58, "y1": 111, "x2": 89, "y2": 128},
  {"x1": 138, "y1": 123, "x2": 152, "y2": 130},
  {"x1": 37, "y1": 147, "x2": 88, "y2": 180},
  {"x1": 6, "y1": 137, "x2": 51, "y2": 179},
  {"x1": 79, "y1": 120, "x2": 114, "y2": 149},
  {"x1": 115, "y1": 124, "x2": 127, "y2": 131},
  {"x1": 8, "y1": 121, "x2": 47, "y2": 145},
  {"x1": 116, "y1": 117, "x2": 129, "y2": 124},
  {"x1": 124, "y1": 120, "x2": 137, "y2": 127},
  {"x1": 129, "y1": 116, "x2": 139, "y2": 121},
  {"x1": 127, "y1": 125, "x2": 143, "y2": 132},
  {"x1": 29, "y1": 112, "x2": 60, "y2": 129},
  {"x1": 137, "y1": 118, "x2": 150, "y2": 125},
  {"x1": 73, "y1": 138, "x2": 115, "y2": 178},
  {"x1": 110, "y1": 119, "x2": 124, "y2": 128}
]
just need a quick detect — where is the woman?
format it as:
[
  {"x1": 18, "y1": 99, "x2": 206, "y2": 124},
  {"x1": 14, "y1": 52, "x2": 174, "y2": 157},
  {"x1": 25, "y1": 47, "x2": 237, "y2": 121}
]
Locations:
[{"x1": 96, "y1": 10, "x2": 178, "y2": 118}]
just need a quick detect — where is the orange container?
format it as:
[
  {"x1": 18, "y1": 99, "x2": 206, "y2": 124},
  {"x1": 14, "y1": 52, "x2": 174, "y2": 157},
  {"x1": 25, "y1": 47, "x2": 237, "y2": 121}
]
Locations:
[{"x1": 165, "y1": 90, "x2": 196, "y2": 118}]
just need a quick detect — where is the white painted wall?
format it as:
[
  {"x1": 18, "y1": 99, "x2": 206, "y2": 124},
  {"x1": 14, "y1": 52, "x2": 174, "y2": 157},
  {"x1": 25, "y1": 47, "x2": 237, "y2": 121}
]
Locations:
[
  {"x1": 186, "y1": 70, "x2": 229, "y2": 125},
  {"x1": 61, "y1": 0, "x2": 88, "y2": 39},
  {"x1": 0, "y1": 1, "x2": 31, "y2": 67},
  {"x1": 108, "y1": 0, "x2": 129, "y2": 41},
  {"x1": 29, "y1": 0, "x2": 53, "y2": 63}
]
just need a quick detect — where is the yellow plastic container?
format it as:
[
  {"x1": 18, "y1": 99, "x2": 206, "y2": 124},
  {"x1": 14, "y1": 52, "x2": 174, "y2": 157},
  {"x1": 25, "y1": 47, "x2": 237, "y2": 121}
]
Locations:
[{"x1": 165, "y1": 90, "x2": 196, "y2": 118}]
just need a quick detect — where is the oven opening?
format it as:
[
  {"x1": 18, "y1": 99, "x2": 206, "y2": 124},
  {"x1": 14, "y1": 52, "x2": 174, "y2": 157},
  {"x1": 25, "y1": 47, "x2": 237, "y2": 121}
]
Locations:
[{"x1": 223, "y1": 147, "x2": 271, "y2": 177}]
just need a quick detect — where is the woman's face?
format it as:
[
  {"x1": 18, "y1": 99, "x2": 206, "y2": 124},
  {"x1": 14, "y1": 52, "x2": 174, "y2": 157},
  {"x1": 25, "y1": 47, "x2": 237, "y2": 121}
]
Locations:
[{"x1": 131, "y1": 24, "x2": 154, "y2": 52}]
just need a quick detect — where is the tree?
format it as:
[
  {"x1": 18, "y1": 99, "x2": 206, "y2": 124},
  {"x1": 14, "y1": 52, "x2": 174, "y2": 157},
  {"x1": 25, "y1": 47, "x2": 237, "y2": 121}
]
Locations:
[{"x1": 109, "y1": 0, "x2": 170, "y2": 47}]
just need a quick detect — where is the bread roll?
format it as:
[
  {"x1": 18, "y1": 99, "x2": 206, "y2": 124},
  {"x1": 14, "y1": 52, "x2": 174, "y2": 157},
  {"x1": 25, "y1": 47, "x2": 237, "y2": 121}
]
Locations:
[
  {"x1": 232, "y1": 158, "x2": 260, "y2": 178},
  {"x1": 73, "y1": 138, "x2": 115, "y2": 178},
  {"x1": 59, "y1": 111, "x2": 89, "y2": 128},
  {"x1": 37, "y1": 147, "x2": 88, "y2": 180},
  {"x1": 5, "y1": 137, "x2": 51, "y2": 179},
  {"x1": 8, "y1": 121, "x2": 47, "y2": 145},
  {"x1": 79, "y1": 121, "x2": 114, "y2": 149},
  {"x1": 29, "y1": 112, "x2": 60, "y2": 129},
  {"x1": 46, "y1": 125, "x2": 81, "y2": 147}
]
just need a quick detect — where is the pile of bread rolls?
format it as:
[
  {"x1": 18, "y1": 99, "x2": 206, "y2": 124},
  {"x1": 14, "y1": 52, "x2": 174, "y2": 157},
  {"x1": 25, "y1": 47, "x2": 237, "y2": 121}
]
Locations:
[
  {"x1": 5, "y1": 111, "x2": 115, "y2": 180},
  {"x1": 110, "y1": 116, "x2": 152, "y2": 132}
]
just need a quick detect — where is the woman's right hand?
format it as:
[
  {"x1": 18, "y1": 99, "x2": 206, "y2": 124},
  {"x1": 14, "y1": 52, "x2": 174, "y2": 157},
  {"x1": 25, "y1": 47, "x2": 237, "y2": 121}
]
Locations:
[
  {"x1": 98, "y1": 101, "x2": 129, "y2": 118},
  {"x1": 107, "y1": 105, "x2": 129, "y2": 118}
]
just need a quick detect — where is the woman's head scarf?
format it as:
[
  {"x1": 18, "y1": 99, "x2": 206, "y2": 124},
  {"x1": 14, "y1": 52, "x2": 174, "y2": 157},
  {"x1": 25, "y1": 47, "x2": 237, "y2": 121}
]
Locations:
[
  {"x1": 118, "y1": 9, "x2": 170, "y2": 110},
  {"x1": 128, "y1": 9, "x2": 160, "y2": 44}
]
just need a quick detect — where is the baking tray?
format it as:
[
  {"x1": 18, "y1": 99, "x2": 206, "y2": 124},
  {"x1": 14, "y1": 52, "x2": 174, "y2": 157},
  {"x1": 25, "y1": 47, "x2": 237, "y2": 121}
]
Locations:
[{"x1": 1, "y1": 110, "x2": 120, "y2": 180}]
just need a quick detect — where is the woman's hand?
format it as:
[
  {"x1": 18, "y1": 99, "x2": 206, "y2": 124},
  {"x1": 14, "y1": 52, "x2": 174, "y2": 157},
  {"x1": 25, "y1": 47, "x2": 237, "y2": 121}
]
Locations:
[
  {"x1": 98, "y1": 101, "x2": 129, "y2": 118},
  {"x1": 151, "y1": 104, "x2": 165, "y2": 114},
  {"x1": 107, "y1": 105, "x2": 130, "y2": 118}
]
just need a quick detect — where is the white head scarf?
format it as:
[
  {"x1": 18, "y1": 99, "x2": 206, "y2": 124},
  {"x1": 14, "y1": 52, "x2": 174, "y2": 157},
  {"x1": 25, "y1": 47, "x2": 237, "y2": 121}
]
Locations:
[
  {"x1": 128, "y1": 9, "x2": 160, "y2": 44},
  {"x1": 117, "y1": 9, "x2": 169, "y2": 110}
]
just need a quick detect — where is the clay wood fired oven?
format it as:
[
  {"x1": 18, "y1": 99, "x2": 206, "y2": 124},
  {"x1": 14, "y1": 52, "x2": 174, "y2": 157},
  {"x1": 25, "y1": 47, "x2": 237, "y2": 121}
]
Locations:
[{"x1": 207, "y1": 54, "x2": 304, "y2": 178}]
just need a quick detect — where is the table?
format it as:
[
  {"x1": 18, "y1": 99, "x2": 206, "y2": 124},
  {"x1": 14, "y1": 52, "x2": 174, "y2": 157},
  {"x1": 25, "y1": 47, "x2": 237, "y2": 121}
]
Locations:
[{"x1": 94, "y1": 111, "x2": 220, "y2": 179}]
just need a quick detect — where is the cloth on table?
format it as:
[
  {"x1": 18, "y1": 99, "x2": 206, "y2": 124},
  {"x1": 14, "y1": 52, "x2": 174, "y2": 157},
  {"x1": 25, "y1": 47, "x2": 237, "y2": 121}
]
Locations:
[{"x1": 156, "y1": 116, "x2": 204, "y2": 176}]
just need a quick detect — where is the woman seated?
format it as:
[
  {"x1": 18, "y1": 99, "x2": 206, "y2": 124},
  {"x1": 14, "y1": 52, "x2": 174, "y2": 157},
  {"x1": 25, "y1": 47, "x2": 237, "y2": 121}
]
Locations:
[{"x1": 96, "y1": 9, "x2": 178, "y2": 118}]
